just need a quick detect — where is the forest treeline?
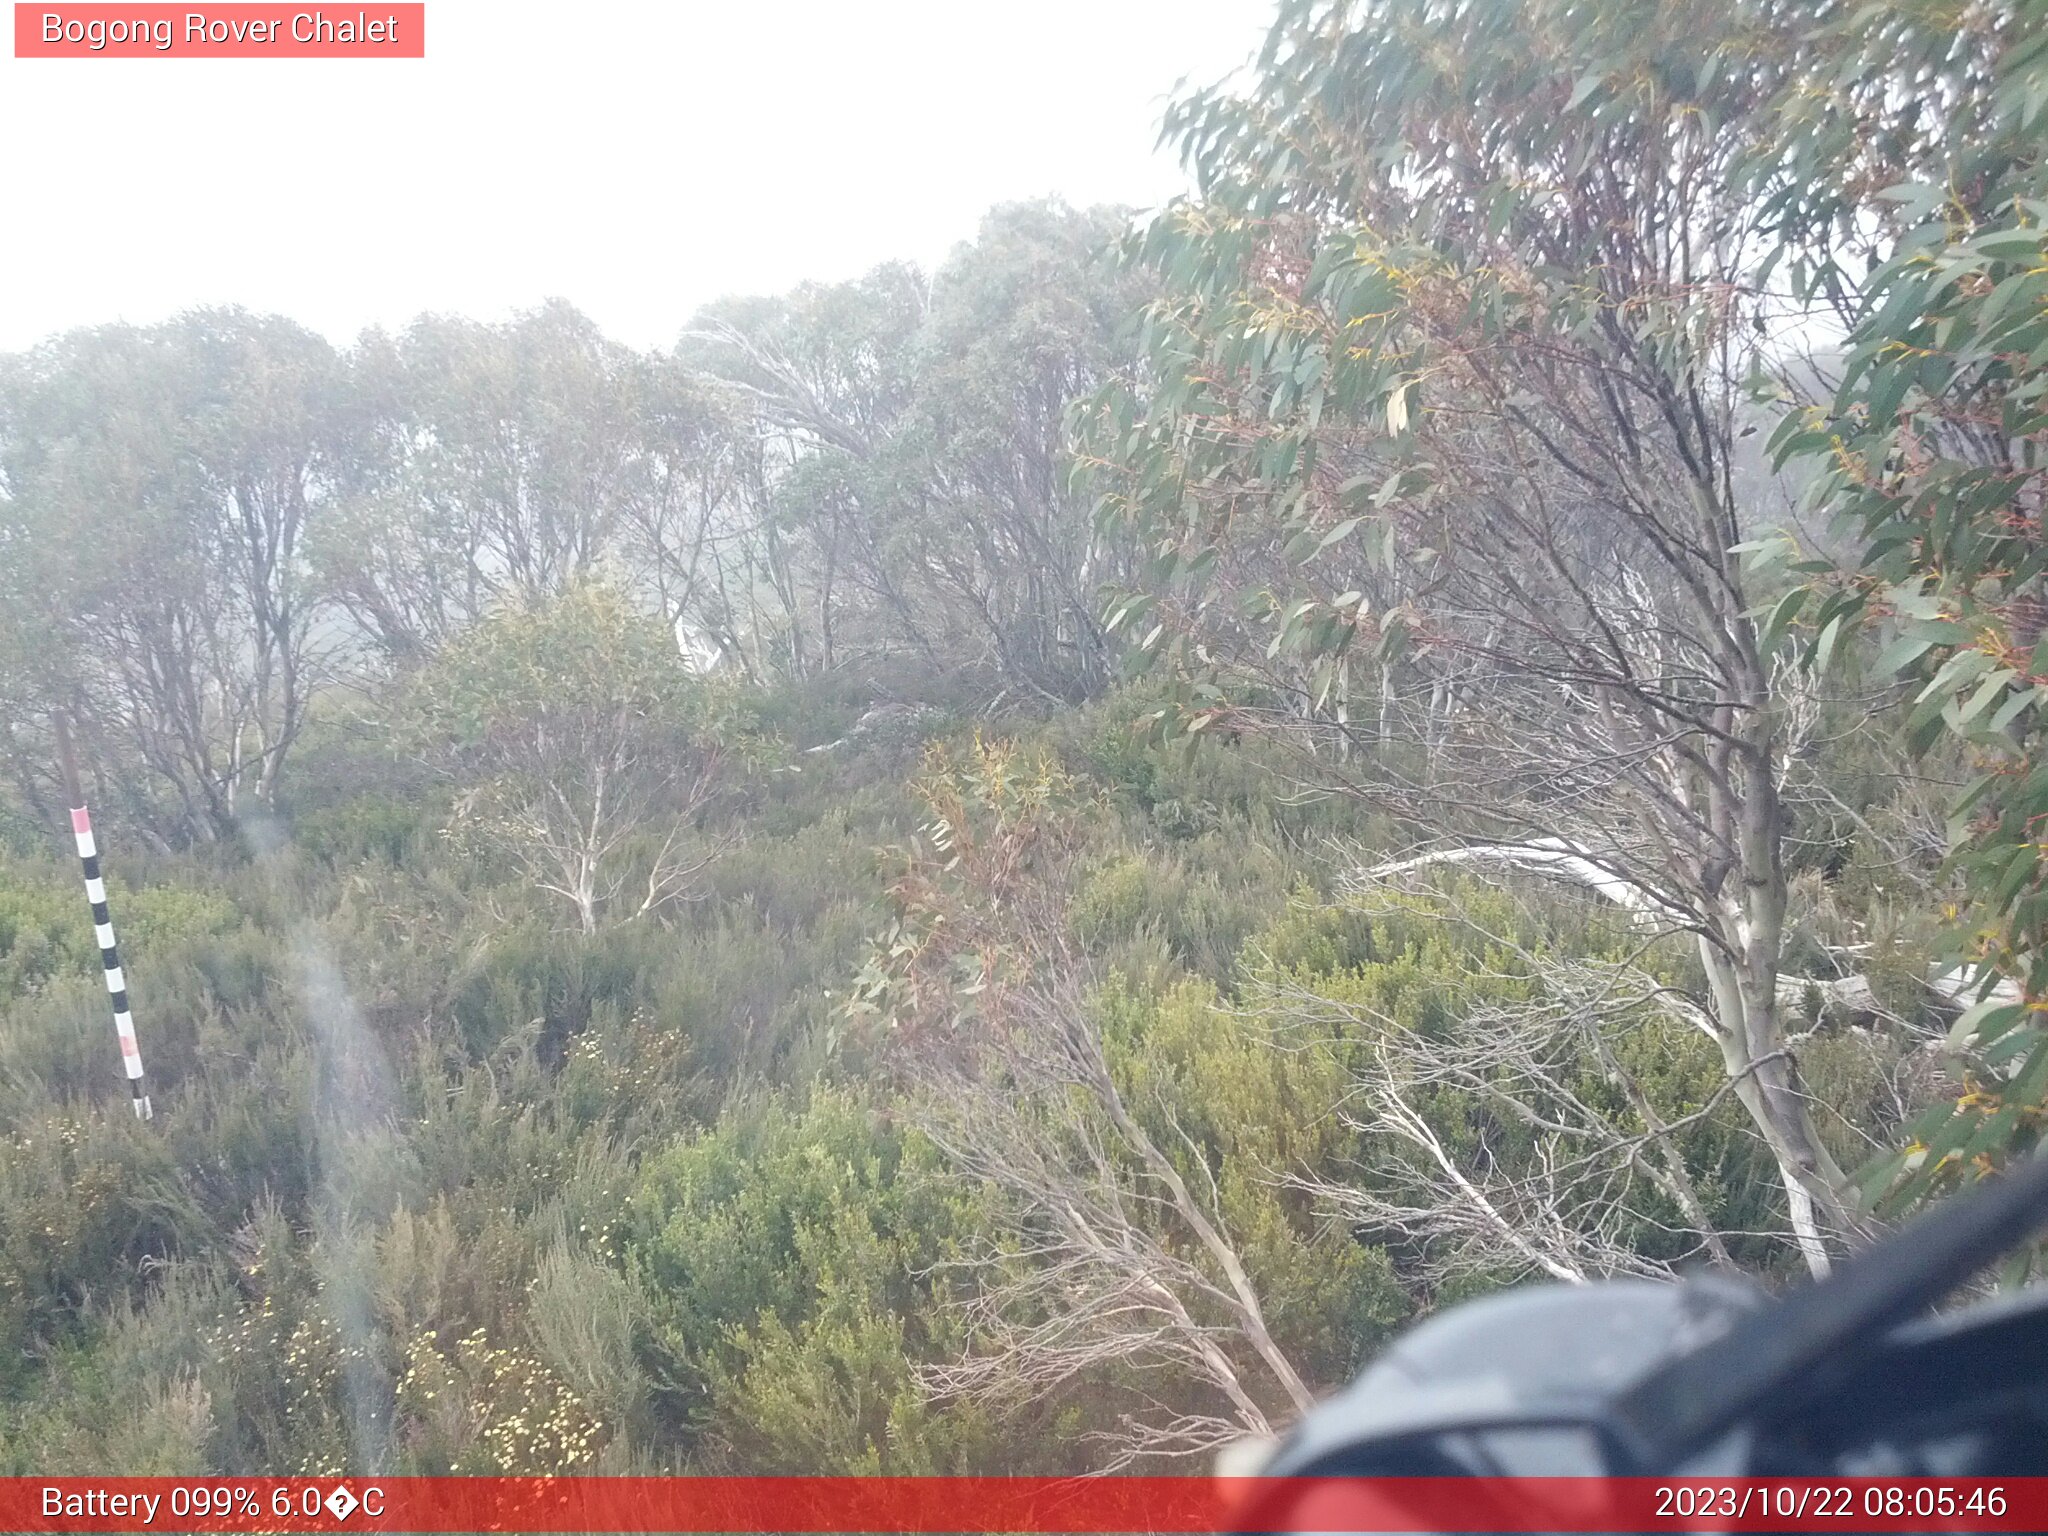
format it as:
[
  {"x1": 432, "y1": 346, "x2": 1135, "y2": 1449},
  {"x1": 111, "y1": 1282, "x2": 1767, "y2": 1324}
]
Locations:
[
  {"x1": 0, "y1": 199, "x2": 1142, "y2": 845},
  {"x1": 2, "y1": 0, "x2": 2044, "y2": 1478}
]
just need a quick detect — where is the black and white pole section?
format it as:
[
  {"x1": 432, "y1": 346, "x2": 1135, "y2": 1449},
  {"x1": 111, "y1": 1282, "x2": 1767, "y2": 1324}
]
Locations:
[{"x1": 55, "y1": 715, "x2": 152, "y2": 1119}]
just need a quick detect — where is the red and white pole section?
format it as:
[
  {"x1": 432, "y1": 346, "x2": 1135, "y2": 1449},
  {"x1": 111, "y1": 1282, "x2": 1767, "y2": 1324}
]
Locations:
[{"x1": 69, "y1": 805, "x2": 152, "y2": 1119}]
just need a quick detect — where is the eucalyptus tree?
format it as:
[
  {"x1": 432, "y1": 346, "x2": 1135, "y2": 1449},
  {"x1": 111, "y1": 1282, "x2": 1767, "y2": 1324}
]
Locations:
[
  {"x1": 681, "y1": 263, "x2": 931, "y2": 680},
  {"x1": 316, "y1": 301, "x2": 649, "y2": 664},
  {"x1": 1750, "y1": 0, "x2": 2048, "y2": 1210},
  {"x1": 614, "y1": 358, "x2": 762, "y2": 674},
  {"x1": 683, "y1": 203, "x2": 1148, "y2": 698},
  {"x1": 1079, "y1": 0, "x2": 1863, "y2": 1271},
  {"x1": 395, "y1": 583, "x2": 743, "y2": 935},
  {"x1": 908, "y1": 202, "x2": 1152, "y2": 700},
  {"x1": 0, "y1": 310, "x2": 347, "y2": 840}
]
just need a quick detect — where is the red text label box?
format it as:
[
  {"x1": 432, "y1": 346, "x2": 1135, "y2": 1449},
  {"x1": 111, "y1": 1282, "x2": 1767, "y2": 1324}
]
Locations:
[{"x1": 15, "y1": 4, "x2": 425, "y2": 56}]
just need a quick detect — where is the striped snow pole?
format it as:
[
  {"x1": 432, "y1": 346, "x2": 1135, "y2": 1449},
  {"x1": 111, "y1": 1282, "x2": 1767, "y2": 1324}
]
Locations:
[{"x1": 68, "y1": 805, "x2": 152, "y2": 1120}]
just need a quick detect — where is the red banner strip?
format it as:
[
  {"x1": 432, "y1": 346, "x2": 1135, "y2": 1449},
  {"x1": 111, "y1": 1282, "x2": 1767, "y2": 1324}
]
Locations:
[
  {"x1": 14, "y1": 5, "x2": 424, "y2": 57},
  {"x1": 4, "y1": 1477, "x2": 2045, "y2": 1533}
]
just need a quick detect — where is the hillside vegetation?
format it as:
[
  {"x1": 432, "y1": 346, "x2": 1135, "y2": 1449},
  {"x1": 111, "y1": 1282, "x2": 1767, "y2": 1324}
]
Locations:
[{"x1": 2, "y1": 0, "x2": 2044, "y2": 1474}]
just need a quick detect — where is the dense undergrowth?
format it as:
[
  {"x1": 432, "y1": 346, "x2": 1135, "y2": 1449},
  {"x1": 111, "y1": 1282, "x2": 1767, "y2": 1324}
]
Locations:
[{"x1": 0, "y1": 675, "x2": 1943, "y2": 1473}]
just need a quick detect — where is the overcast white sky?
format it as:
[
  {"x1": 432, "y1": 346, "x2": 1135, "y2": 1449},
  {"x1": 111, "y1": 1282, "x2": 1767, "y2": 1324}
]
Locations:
[{"x1": 0, "y1": 1, "x2": 1272, "y2": 353}]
